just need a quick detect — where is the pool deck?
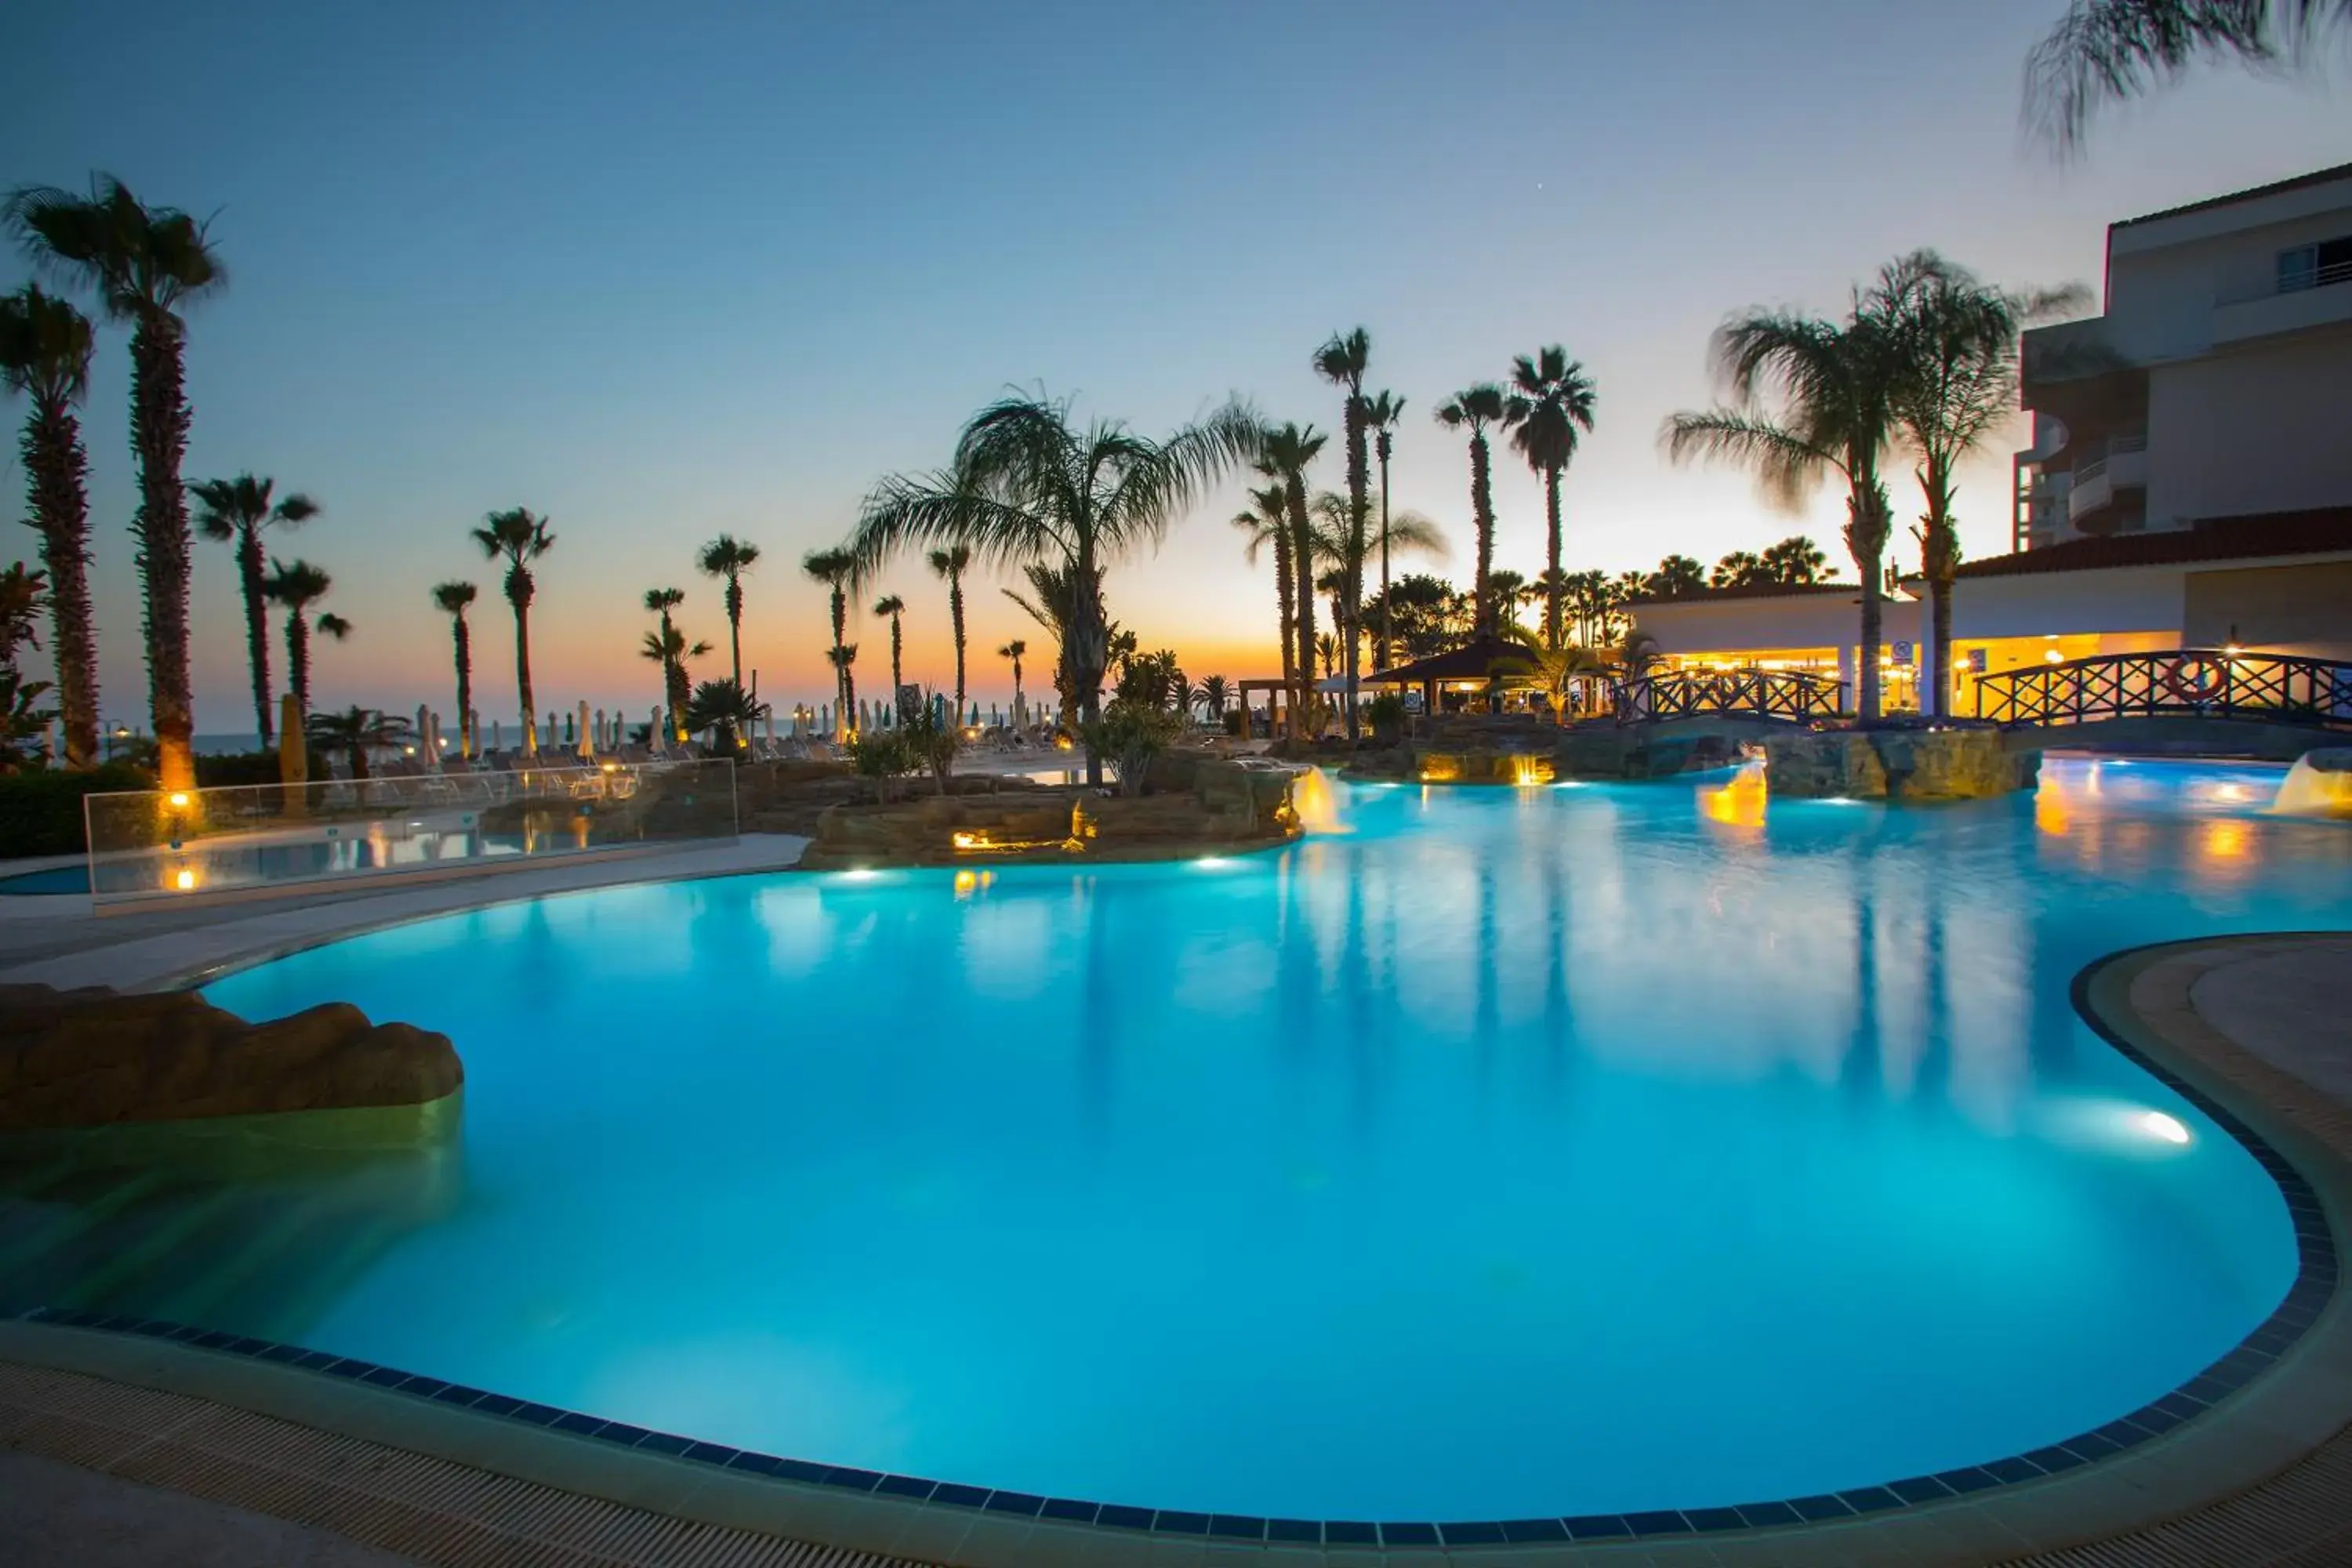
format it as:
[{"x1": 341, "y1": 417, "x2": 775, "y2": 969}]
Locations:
[{"x1": 4, "y1": 869, "x2": 2352, "y2": 1563}]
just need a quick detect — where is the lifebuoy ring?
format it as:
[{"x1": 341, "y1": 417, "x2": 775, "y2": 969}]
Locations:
[{"x1": 2164, "y1": 655, "x2": 2225, "y2": 702}]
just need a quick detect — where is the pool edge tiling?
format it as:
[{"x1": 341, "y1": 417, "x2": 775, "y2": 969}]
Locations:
[{"x1": 7, "y1": 933, "x2": 2352, "y2": 1564}]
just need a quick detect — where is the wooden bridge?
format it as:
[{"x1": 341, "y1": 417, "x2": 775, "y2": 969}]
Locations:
[{"x1": 1971, "y1": 650, "x2": 2352, "y2": 731}]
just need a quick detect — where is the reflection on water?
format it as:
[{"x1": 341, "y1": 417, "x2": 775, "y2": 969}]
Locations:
[{"x1": 77, "y1": 755, "x2": 2352, "y2": 1518}]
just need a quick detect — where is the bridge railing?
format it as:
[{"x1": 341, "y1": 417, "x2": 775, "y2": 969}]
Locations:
[
  {"x1": 1971, "y1": 649, "x2": 2352, "y2": 728},
  {"x1": 1615, "y1": 669, "x2": 1844, "y2": 724}
]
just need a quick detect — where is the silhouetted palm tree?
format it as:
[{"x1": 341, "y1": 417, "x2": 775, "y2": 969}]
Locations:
[
  {"x1": 685, "y1": 677, "x2": 764, "y2": 753},
  {"x1": 998, "y1": 637, "x2": 1027, "y2": 722},
  {"x1": 1666, "y1": 302, "x2": 1907, "y2": 720},
  {"x1": 695, "y1": 533, "x2": 760, "y2": 686},
  {"x1": 1648, "y1": 554, "x2": 1708, "y2": 598},
  {"x1": 1314, "y1": 328, "x2": 1373, "y2": 732},
  {"x1": 1435, "y1": 385, "x2": 1507, "y2": 634},
  {"x1": 430, "y1": 581, "x2": 477, "y2": 757},
  {"x1": 472, "y1": 507, "x2": 556, "y2": 753},
  {"x1": 851, "y1": 390, "x2": 1258, "y2": 784},
  {"x1": 1501, "y1": 347, "x2": 1599, "y2": 650},
  {"x1": 0, "y1": 283, "x2": 99, "y2": 766},
  {"x1": 193, "y1": 474, "x2": 320, "y2": 746},
  {"x1": 263, "y1": 558, "x2": 346, "y2": 720},
  {"x1": 1233, "y1": 481, "x2": 1298, "y2": 724},
  {"x1": 642, "y1": 587, "x2": 701, "y2": 740},
  {"x1": 1363, "y1": 390, "x2": 1406, "y2": 669},
  {"x1": 305, "y1": 705, "x2": 408, "y2": 782},
  {"x1": 9, "y1": 176, "x2": 225, "y2": 793},
  {"x1": 2027, "y1": 0, "x2": 2347, "y2": 148},
  {"x1": 1003, "y1": 560, "x2": 1087, "y2": 729},
  {"x1": 803, "y1": 547, "x2": 858, "y2": 738},
  {"x1": 873, "y1": 593, "x2": 906, "y2": 713},
  {"x1": 928, "y1": 543, "x2": 973, "y2": 724},
  {"x1": 1256, "y1": 423, "x2": 1327, "y2": 738}
]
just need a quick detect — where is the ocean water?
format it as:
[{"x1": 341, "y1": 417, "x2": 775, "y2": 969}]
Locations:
[{"x1": 9, "y1": 757, "x2": 2345, "y2": 1519}]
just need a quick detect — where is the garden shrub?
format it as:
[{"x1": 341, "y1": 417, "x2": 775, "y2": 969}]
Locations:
[{"x1": 0, "y1": 763, "x2": 154, "y2": 858}]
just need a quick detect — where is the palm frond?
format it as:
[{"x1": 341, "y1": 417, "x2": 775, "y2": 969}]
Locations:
[
  {"x1": 1661, "y1": 410, "x2": 1835, "y2": 511},
  {"x1": 2024, "y1": 0, "x2": 2332, "y2": 150}
]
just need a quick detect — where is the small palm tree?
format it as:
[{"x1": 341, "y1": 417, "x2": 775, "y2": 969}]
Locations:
[
  {"x1": 262, "y1": 558, "x2": 345, "y2": 720},
  {"x1": 1192, "y1": 673, "x2": 1231, "y2": 724},
  {"x1": 2027, "y1": 0, "x2": 2348, "y2": 149},
  {"x1": 1256, "y1": 423, "x2": 1327, "y2": 737},
  {"x1": 430, "y1": 581, "x2": 477, "y2": 757},
  {"x1": 1233, "y1": 481, "x2": 1299, "y2": 718},
  {"x1": 193, "y1": 474, "x2": 321, "y2": 747},
  {"x1": 684, "y1": 677, "x2": 764, "y2": 753},
  {"x1": 0, "y1": 283, "x2": 99, "y2": 767},
  {"x1": 1363, "y1": 390, "x2": 1407, "y2": 668},
  {"x1": 471, "y1": 507, "x2": 556, "y2": 753},
  {"x1": 8, "y1": 176, "x2": 226, "y2": 794},
  {"x1": 998, "y1": 637, "x2": 1027, "y2": 722},
  {"x1": 1501, "y1": 347, "x2": 1599, "y2": 651},
  {"x1": 304, "y1": 705, "x2": 409, "y2": 782},
  {"x1": 927, "y1": 543, "x2": 973, "y2": 724},
  {"x1": 1313, "y1": 328, "x2": 1374, "y2": 734},
  {"x1": 695, "y1": 533, "x2": 760, "y2": 685},
  {"x1": 870, "y1": 593, "x2": 907, "y2": 716},
  {"x1": 641, "y1": 587, "x2": 704, "y2": 741},
  {"x1": 1666, "y1": 301, "x2": 1907, "y2": 720},
  {"x1": 803, "y1": 547, "x2": 858, "y2": 738},
  {"x1": 1434, "y1": 385, "x2": 1507, "y2": 634},
  {"x1": 1487, "y1": 568, "x2": 1530, "y2": 630}
]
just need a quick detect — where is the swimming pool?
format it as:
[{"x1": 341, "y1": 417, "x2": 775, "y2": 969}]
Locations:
[{"x1": 8, "y1": 756, "x2": 2348, "y2": 1523}]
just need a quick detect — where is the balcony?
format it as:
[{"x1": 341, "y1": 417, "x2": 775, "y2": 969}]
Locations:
[
  {"x1": 2067, "y1": 434, "x2": 2147, "y2": 525},
  {"x1": 2213, "y1": 273, "x2": 2352, "y2": 345}
]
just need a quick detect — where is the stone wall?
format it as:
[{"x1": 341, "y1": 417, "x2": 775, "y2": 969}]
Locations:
[
  {"x1": 0, "y1": 985, "x2": 463, "y2": 1132},
  {"x1": 1763, "y1": 727, "x2": 2040, "y2": 801}
]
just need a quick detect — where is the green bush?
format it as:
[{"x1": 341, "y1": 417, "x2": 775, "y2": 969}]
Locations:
[
  {"x1": 0, "y1": 763, "x2": 155, "y2": 858},
  {"x1": 195, "y1": 748, "x2": 324, "y2": 789}
]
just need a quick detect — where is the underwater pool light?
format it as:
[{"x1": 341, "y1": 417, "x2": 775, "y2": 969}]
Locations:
[{"x1": 2140, "y1": 1111, "x2": 2191, "y2": 1146}]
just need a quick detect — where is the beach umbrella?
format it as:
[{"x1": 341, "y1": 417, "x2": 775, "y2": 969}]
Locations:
[
  {"x1": 492, "y1": 720, "x2": 503, "y2": 752},
  {"x1": 576, "y1": 700, "x2": 592, "y2": 758}
]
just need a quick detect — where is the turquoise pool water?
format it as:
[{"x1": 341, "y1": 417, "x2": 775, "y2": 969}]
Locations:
[{"x1": 12, "y1": 756, "x2": 2348, "y2": 1519}]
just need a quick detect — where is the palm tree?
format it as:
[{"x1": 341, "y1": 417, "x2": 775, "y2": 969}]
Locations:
[
  {"x1": 1666, "y1": 300, "x2": 1907, "y2": 720},
  {"x1": 0, "y1": 563, "x2": 57, "y2": 770},
  {"x1": 642, "y1": 587, "x2": 702, "y2": 740},
  {"x1": 0, "y1": 283, "x2": 99, "y2": 767},
  {"x1": 695, "y1": 534, "x2": 760, "y2": 686},
  {"x1": 928, "y1": 543, "x2": 973, "y2": 723},
  {"x1": 684, "y1": 677, "x2": 764, "y2": 753},
  {"x1": 1501, "y1": 347, "x2": 1599, "y2": 651},
  {"x1": 998, "y1": 637, "x2": 1027, "y2": 722},
  {"x1": 1759, "y1": 535, "x2": 1836, "y2": 586},
  {"x1": 8, "y1": 176, "x2": 226, "y2": 793},
  {"x1": 1191, "y1": 673, "x2": 1231, "y2": 725},
  {"x1": 1871, "y1": 252, "x2": 2089, "y2": 716},
  {"x1": 1255, "y1": 423, "x2": 1327, "y2": 738},
  {"x1": 1004, "y1": 560, "x2": 1087, "y2": 729},
  {"x1": 2027, "y1": 0, "x2": 2348, "y2": 149},
  {"x1": 1308, "y1": 492, "x2": 1446, "y2": 675},
  {"x1": 1314, "y1": 328, "x2": 1374, "y2": 734},
  {"x1": 873, "y1": 593, "x2": 907, "y2": 713},
  {"x1": 826, "y1": 644, "x2": 859, "y2": 733},
  {"x1": 851, "y1": 390, "x2": 1258, "y2": 786},
  {"x1": 1233, "y1": 481, "x2": 1298, "y2": 722},
  {"x1": 1363, "y1": 390, "x2": 1407, "y2": 669},
  {"x1": 1648, "y1": 554, "x2": 1708, "y2": 598},
  {"x1": 471, "y1": 507, "x2": 556, "y2": 754},
  {"x1": 1434, "y1": 385, "x2": 1507, "y2": 635},
  {"x1": 262, "y1": 558, "x2": 345, "y2": 720},
  {"x1": 1487, "y1": 568, "x2": 1530, "y2": 630},
  {"x1": 304, "y1": 706, "x2": 408, "y2": 782},
  {"x1": 430, "y1": 581, "x2": 477, "y2": 757},
  {"x1": 802, "y1": 547, "x2": 858, "y2": 737},
  {"x1": 192, "y1": 474, "x2": 320, "y2": 747}
]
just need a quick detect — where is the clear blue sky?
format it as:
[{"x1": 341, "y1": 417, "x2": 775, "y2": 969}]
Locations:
[{"x1": 3, "y1": 0, "x2": 2343, "y2": 730}]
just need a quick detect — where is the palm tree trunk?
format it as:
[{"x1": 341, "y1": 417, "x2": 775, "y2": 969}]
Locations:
[
  {"x1": 1543, "y1": 466, "x2": 1564, "y2": 651},
  {"x1": 1287, "y1": 478, "x2": 1316, "y2": 739},
  {"x1": 1342, "y1": 395, "x2": 1368, "y2": 740},
  {"x1": 1271, "y1": 528, "x2": 1297, "y2": 738},
  {"x1": 286, "y1": 612, "x2": 312, "y2": 721},
  {"x1": 1849, "y1": 485, "x2": 1888, "y2": 723},
  {"x1": 237, "y1": 525, "x2": 273, "y2": 746},
  {"x1": 513, "y1": 594, "x2": 537, "y2": 755},
  {"x1": 129, "y1": 314, "x2": 198, "y2": 793},
  {"x1": 1376, "y1": 441, "x2": 1393, "y2": 671},
  {"x1": 890, "y1": 615, "x2": 903, "y2": 704},
  {"x1": 451, "y1": 615, "x2": 473, "y2": 757},
  {"x1": 20, "y1": 394, "x2": 100, "y2": 768},
  {"x1": 1069, "y1": 559, "x2": 1108, "y2": 787},
  {"x1": 949, "y1": 570, "x2": 967, "y2": 723},
  {"x1": 1471, "y1": 435, "x2": 1495, "y2": 634},
  {"x1": 726, "y1": 578, "x2": 744, "y2": 685},
  {"x1": 1930, "y1": 575, "x2": 1954, "y2": 719}
]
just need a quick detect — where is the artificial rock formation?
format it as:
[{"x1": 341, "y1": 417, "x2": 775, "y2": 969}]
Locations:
[
  {"x1": 1762, "y1": 726, "x2": 2039, "y2": 801},
  {"x1": 0, "y1": 985, "x2": 463, "y2": 1131}
]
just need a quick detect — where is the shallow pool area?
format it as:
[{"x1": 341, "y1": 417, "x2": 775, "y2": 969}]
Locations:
[{"x1": 6, "y1": 755, "x2": 2350, "y2": 1523}]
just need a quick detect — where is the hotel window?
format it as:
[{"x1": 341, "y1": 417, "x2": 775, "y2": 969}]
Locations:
[{"x1": 2278, "y1": 236, "x2": 2352, "y2": 293}]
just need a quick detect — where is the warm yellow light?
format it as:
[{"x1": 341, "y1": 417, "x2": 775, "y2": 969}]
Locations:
[
  {"x1": 2044, "y1": 649, "x2": 2064, "y2": 664},
  {"x1": 1509, "y1": 755, "x2": 1555, "y2": 787},
  {"x1": 173, "y1": 869, "x2": 196, "y2": 891},
  {"x1": 2224, "y1": 642, "x2": 2244, "y2": 658},
  {"x1": 167, "y1": 791, "x2": 190, "y2": 808},
  {"x1": 602, "y1": 761, "x2": 617, "y2": 772},
  {"x1": 952, "y1": 830, "x2": 985, "y2": 850},
  {"x1": 2201, "y1": 818, "x2": 2249, "y2": 861}
]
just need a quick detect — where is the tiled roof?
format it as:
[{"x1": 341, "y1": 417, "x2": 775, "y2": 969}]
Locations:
[
  {"x1": 2117, "y1": 162, "x2": 2352, "y2": 229},
  {"x1": 1954, "y1": 508, "x2": 2352, "y2": 580}
]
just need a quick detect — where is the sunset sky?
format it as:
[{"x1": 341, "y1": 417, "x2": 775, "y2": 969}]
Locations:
[{"x1": 4, "y1": 1, "x2": 2343, "y2": 735}]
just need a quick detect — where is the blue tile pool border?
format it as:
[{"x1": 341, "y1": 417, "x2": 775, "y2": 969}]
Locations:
[{"x1": 2, "y1": 949, "x2": 2339, "y2": 1552}]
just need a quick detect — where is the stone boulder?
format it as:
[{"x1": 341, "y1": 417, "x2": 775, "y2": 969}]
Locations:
[
  {"x1": 1763, "y1": 727, "x2": 2038, "y2": 801},
  {"x1": 0, "y1": 984, "x2": 463, "y2": 1131}
]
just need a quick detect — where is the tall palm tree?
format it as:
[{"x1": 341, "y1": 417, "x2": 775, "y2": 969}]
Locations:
[
  {"x1": 1233, "y1": 481, "x2": 1299, "y2": 726},
  {"x1": 643, "y1": 586, "x2": 697, "y2": 740},
  {"x1": 1871, "y1": 252, "x2": 2090, "y2": 716},
  {"x1": 1313, "y1": 328, "x2": 1374, "y2": 734},
  {"x1": 802, "y1": 547, "x2": 858, "y2": 738},
  {"x1": 873, "y1": 593, "x2": 906, "y2": 714},
  {"x1": 263, "y1": 558, "x2": 346, "y2": 720},
  {"x1": 2027, "y1": 0, "x2": 2348, "y2": 148},
  {"x1": 695, "y1": 533, "x2": 760, "y2": 686},
  {"x1": 1666, "y1": 301, "x2": 1907, "y2": 720},
  {"x1": 1256, "y1": 423, "x2": 1327, "y2": 739},
  {"x1": 192, "y1": 474, "x2": 320, "y2": 746},
  {"x1": 0, "y1": 283, "x2": 99, "y2": 767},
  {"x1": 851, "y1": 390, "x2": 1258, "y2": 786},
  {"x1": 9, "y1": 176, "x2": 226, "y2": 793},
  {"x1": 1501, "y1": 347, "x2": 1599, "y2": 650},
  {"x1": 1309, "y1": 492, "x2": 1446, "y2": 674},
  {"x1": 430, "y1": 581, "x2": 477, "y2": 757},
  {"x1": 1434, "y1": 385, "x2": 1507, "y2": 634},
  {"x1": 1363, "y1": 390, "x2": 1406, "y2": 669},
  {"x1": 998, "y1": 637, "x2": 1027, "y2": 722},
  {"x1": 928, "y1": 543, "x2": 973, "y2": 724},
  {"x1": 471, "y1": 506, "x2": 556, "y2": 754}
]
